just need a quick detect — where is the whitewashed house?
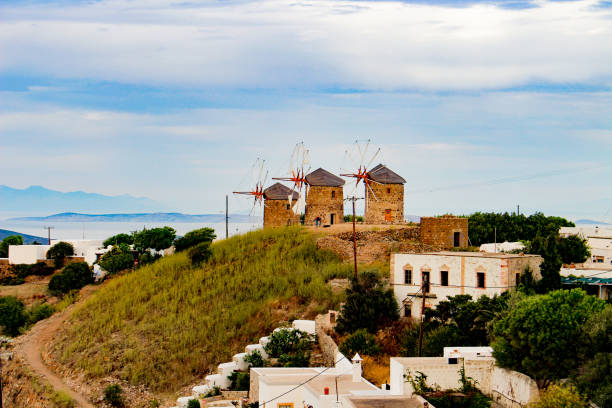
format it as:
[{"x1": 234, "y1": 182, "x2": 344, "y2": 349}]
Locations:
[
  {"x1": 560, "y1": 226, "x2": 612, "y2": 265},
  {"x1": 8, "y1": 239, "x2": 107, "y2": 266},
  {"x1": 391, "y1": 251, "x2": 542, "y2": 318}
]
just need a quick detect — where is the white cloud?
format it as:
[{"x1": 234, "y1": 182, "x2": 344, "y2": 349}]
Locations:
[{"x1": 1, "y1": 0, "x2": 611, "y2": 90}]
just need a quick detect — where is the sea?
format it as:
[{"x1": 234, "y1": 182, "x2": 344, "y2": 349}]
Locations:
[{"x1": 0, "y1": 220, "x2": 261, "y2": 241}]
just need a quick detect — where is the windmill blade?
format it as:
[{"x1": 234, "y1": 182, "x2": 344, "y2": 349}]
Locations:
[
  {"x1": 367, "y1": 183, "x2": 379, "y2": 201},
  {"x1": 360, "y1": 139, "x2": 371, "y2": 166},
  {"x1": 365, "y1": 148, "x2": 381, "y2": 171}
]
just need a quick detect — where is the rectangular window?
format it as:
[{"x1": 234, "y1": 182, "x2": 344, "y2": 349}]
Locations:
[
  {"x1": 422, "y1": 271, "x2": 430, "y2": 292},
  {"x1": 404, "y1": 303, "x2": 412, "y2": 317},
  {"x1": 286, "y1": 204, "x2": 290, "y2": 210},
  {"x1": 441, "y1": 271, "x2": 448, "y2": 286},
  {"x1": 387, "y1": 187, "x2": 391, "y2": 194},
  {"x1": 477, "y1": 272, "x2": 486, "y2": 288},
  {"x1": 453, "y1": 231, "x2": 461, "y2": 247},
  {"x1": 331, "y1": 190, "x2": 336, "y2": 198},
  {"x1": 404, "y1": 269, "x2": 412, "y2": 284}
]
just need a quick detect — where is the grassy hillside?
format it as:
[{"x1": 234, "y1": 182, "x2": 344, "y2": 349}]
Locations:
[{"x1": 53, "y1": 227, "x2": 353, "y2": 391}]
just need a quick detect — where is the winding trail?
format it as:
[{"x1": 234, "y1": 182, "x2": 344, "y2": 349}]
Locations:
[{"x1": 17, "y1": 288, "x2": 97, "y2": 408}]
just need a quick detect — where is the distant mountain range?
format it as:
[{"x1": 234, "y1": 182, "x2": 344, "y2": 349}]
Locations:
[
  {"x1": 8, "y1": 212, "x2": 260, "y2": 223},
  {"x1": 0, "y1": 185, "x2": 165, "y2": 215},
  {"x1": 575, "y1": 219, "x2": 611, "y2": 226},
  {"x1": 0, "y1": 229, "x2": 46, "y2": 244}
]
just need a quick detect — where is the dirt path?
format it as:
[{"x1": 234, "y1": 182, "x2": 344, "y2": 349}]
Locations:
[{"x1": 18, "y1": 288, "x2": 97, "y2": 408}]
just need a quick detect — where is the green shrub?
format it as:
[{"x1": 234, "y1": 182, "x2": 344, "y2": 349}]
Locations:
[
  {"x1": 149, "y1": 399, "x2": 161, "y2": 408},
  {"x1": 174, "y1": 228, "x2": 216, "y2": 252},
  {"x1": 138, "y1": 250, "x2": 161, "y2": 267},
  {"x1": 187, "y1": 242, "x2": 212, "y2": 265},
  {"x1": 244, "y1": 350, "x2": 266, "y2": 368},
  {"x1": 134, "y1": 227, "x2": 176, "y2": 253},
  {"x1": 31, "y1": 262, "x2": 55, "y2": 276},
  {"x1": 100, "y1": 246, "x2": 134, "y2": 274},
  {"x1": 28, "y1": 303, "x2": 54, "y2": 325},
  {"x1": 339, "y1": 329, "x2": 380, "y2": 357},
  {"x1": 0, "y1": 296, "x2": 26, "y2": 336},
  {"x1": 186, "y1": 399, "x2": 201, "y2": 408},
  {"x1": 103, "y1": 384, "x2": 124, "y2": 407},
  {"x1": 527, "y1": 384, "x2": 588, "y2": 408},
  {"x1": 48, "y1": 262, "x2": 93, "y2": 296},
  {"x1": 264, "y1": 329, "x2": 314, "y2": 358},
  {"x1": 228, "y1": 371, "x2": 250, "y2": 391},
  {"x1": 47, "y1": 242, "x2": 75, "y2": 269},
  {"x1": 50, "y1": 390, "x2": 75, "y2": 408},
  {"x1": 0, "y1": 276, "x2": 25, "y2": 286},
  {"x1": 204, "y1": 386, "x2": 221, "y2": 397},
  {"x1": 0, "y1": 235, "x2": 23, "y2": 258},
  {"x1": 278, "y1": 350, "x2": 310, "y2": 367}
]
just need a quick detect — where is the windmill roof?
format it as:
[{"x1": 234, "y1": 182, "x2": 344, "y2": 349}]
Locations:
[
  {"x1": 264, "y1": 183, "x2": 300, "y2": 200},
  {"x1": 305, "y1": 168, "x2": 345, "y2": 187},
  {"x1": 368, "y1": 164, "x2": 406, "y2": 184}
]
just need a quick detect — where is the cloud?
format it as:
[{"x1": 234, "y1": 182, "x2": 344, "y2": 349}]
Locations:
[{"x1": 1, "y1": 0, "x2": 611, "y2": 90}]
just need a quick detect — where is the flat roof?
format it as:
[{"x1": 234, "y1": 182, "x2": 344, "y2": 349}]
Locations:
[
  {"x1": 304, "y1": 374, "x2": 379, "y2": 395},
  {"x1": 347, "y1": 395, "x2": 423, "y2": 408},
  {"x1": 394, "y1": 251, "x2": 541, "y2": 259}
]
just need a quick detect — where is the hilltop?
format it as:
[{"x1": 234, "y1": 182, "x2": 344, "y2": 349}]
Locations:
[
  {"x1": 49, "y1": 227, "x2": 353, "y2": 404},
  {"x1": 10, "y1": 211, "x2": 259, "y2": 223},
  {"x1": 0, "y1": 228, "x2": 46, "y2": 243}
]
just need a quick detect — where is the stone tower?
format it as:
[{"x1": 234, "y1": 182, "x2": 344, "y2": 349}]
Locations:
[
  {"x1": 365, "y1": 164, "x2": 406, "y2": 224},
  {"x1": 263, "y1": 183, "x2": 301, "y2": 228},
  {"x1": 304, "y1": 168, "x2": 345, "y2": 226}
]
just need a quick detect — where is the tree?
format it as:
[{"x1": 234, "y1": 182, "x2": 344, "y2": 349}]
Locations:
[
  {"x1": 527, "y1": 233, "x2": 562, "y2": 293},
  {"x1": 48, "y1": 262, "x2": 94, "y2": 296},
  {"x1": 336, "y1": 271, "x2": 399, "y2": 334},
  {"x1": 103, "y1": 233, "x2": 134, "y2": 247},
  {"x1": 103, "y1": 384, "x2": 124, "y2": 407},
  {"x1": 0, "y1": 296, "x2": 27, "y2": 336},
  {"x1": 0, "y1": 234, "x2": 24, "y2": 257},
  {"x1": 99, "y1": 245, "x2": 134, "y2": 274},
  {"x1": 339, "y1": 328, "x2": 381, "y2": 357},
  {"x1": 133, "y1": 227, "x2": 176, "y2": 253},
  {"x1": 558, "y1": 234, "x2": 590, "y2": 264},
  {"x1": 46, "y1": 241, "x2": 75, "y2": 269},
  {"x1": 491, "y1": 289, "x2": 605, "y2": 387},
  {"x1": 174, "y1": 228, "x2": 216, "y2": 252}
]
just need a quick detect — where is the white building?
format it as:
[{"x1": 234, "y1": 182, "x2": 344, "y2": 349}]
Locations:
[
  {"x1": 8, "y1": 239, "x2": 107, "y2": 266},
  {"x1": 561, "y1": 265, "x2": 612, "y2": 300},
  {"x1": 391, "y1": 252, "x2": 542, "y2": 317},
  {"x1": 479, "y1": 241, "x2": 525, "y2": 253},
  {"x1": 560, "y1": 226, "x2": 612, "y2": 265}
]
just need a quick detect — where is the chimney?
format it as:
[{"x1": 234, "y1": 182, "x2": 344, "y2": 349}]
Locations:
[{"x1": 352, "y1": 353, "x2": 362, "y2": 382}]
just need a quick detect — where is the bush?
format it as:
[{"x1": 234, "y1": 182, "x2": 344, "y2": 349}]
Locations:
[
  {"x1": 187, "y1": 242, "x2": 212, "y2": 265},
  {"x1": 31, "y1": 262, "x2": 55, "y2": 276},
  {"x1": 244, "y1": 350, "x2": 266, "y2": 368},
  {"x1": 47, "y1": 241, "x2": 75, "y2": 269},
  {"x1": 343, "y1": 215, "x2": 364, "y2": 222},
  {"x1": 0, "y1": 235, "x2": 23, "y2": 258},
  {"x1": 27, "y1": 303, "x2": 54, "y2": 325},
  {"x1": 138, "y1": 250, "x2": 162, "y2": 267},
  {"x1": 0, "y1": 276, "x2": 25, "y2": 286},
  {"x1": 204, "y1": 386, "x2": 221, "y2": 397},
  {"x1": 0, "y1": 296, "x2": 26, "y2": 336},
  {"x1": 133, "y1": 227, "x2": 176, "y2": 253},
  {"x1": 103, "y1": 384, "x2": 124, "y2": 407},
  {"x1": 336, "y1": 271, "x2": 399, "y2": 334},
  {"x1": 100, "y1": 246, "x2": 134, "y2": 274},
  {"x1": 278, "y1": 350, "x2": 311, "y2": 367},
  {"x1": 186, "y1": 399, "x2": 201, "y2": 408},
  {"x1": 48, "y1": 262, "x2": 93, "y2": 296},
  {"x1": 528, "y1": 384, "x2": 588, "y2": 408},
  {"x1": 50, "y1": 390, "x2": 75, "y2": 408},
  {"x1": 174, "y1": 228, "x2": 216, "y2": 252},
  {"x1": 339, "y1": 329, "x2": 380, "y2": 357},
  {"x1": 228, "y1": 371, "x2": 250, "y2": 391},
  {"x1": 264, "y1": 329, "x2": 313, "y2": 358}
]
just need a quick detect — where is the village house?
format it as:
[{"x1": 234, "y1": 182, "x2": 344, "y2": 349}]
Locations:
[
  {"x1": 7, "y1": 239, "x2": 106, "y2": 266},
  {"x1": 561, "y1": 264, "x2": 612, "y2": 300},
  {"x1": 419, "y1": 216, "x2": 469, "y2": 249},
  {"x1": 560, "y1": 226, "x2": 612, "y2": 265},
  {"x1": 304, "y1": 168, "x2": 345, "y2": 226},
  {"x1": 263, "y1": 183, "x2": 301, "y2": 228},
  {"x1": 391, "y1": 251, "x2": 543, "y2": 318},
  {"x1": 365, "y1": 164, "x2": 406, "y2": 224}
]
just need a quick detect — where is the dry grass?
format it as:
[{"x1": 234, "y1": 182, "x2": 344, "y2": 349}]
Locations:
[
  {"x1": 0, "y1": 278, "x2": 50, "y2": 306},
  {"x1": 53, "y1": 227, "x2": 354, "y2": 392},
  {"x1": 361, "y1": 355, "x2": 390, "y2": 386}
]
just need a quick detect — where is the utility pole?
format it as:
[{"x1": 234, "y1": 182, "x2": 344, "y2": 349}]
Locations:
[
  {"x1": 494, "y1": 227, "x2": 497, "y2": 253},
  {"x1": 344, "y1": 197, "x2": 363, "y2": 280},
  {"x1": 225, "y1": 195, "x2": 229, "y2": 240},
  {"x1": 44, "y1": 226, "x2": 54, "y2": 245},
  {"x1": 417, "y1": 274, "x2": 428, "y2": 357},
  {"x1": 517, "y1": 204, "x2": 520, "y2": 216}
]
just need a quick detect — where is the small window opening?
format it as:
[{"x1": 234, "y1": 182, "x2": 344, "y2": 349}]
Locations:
[
  {"x1": 404, "y1": 303, "x2": 412, "y2": 317},
  {"x1": 477, "y1": 272, "x2": 486, "y2": 288},
  {"x1": 386, "y1": 187, "x2": 391, "y2": 194},
  {"x1": 422, "y1": 271, "x2": 430, "y2": 292},
  {"x1": 453, "y1": 231, "x2": 461, "y2": 247},
  {"x1": 286, "y1": 204, "x2": 290, "y2": 210},
  {"x1": 404, "y1": 269, "x2": 412, "y2": 284},
  {"x1": 331, "y1": 190, "x2": 336, "y2": 198},
  {"x1": 441, "y1": 271, "x2": 449, "y2": 286}
]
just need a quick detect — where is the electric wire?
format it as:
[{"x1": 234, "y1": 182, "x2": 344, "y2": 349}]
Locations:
[{"x1": 259, "y1": 355, "x2": 349, "y2": 407}]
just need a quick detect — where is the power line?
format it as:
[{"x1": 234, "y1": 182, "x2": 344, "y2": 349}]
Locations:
[{"x1": 259, "y1": 355, "x2": 348, "y2": 407}]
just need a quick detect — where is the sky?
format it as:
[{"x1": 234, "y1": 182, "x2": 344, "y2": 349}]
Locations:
[{"x1": 0, "y1": 0, "x2": 611, "y2": 221}]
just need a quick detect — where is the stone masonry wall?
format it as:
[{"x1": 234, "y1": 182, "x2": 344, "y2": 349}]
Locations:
[
  {"x1": 420, "y1": 216, "x2": 469, "y2": 249},
  {"x1": 365, "y1": 183, "x2": 404, "y2": 224},
  {"x1": 264, "y1": 199, "x2": 301, "y2": 228},
  {"x1": 305, "y1": 186, "x2": 344, "y2": 226}
]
